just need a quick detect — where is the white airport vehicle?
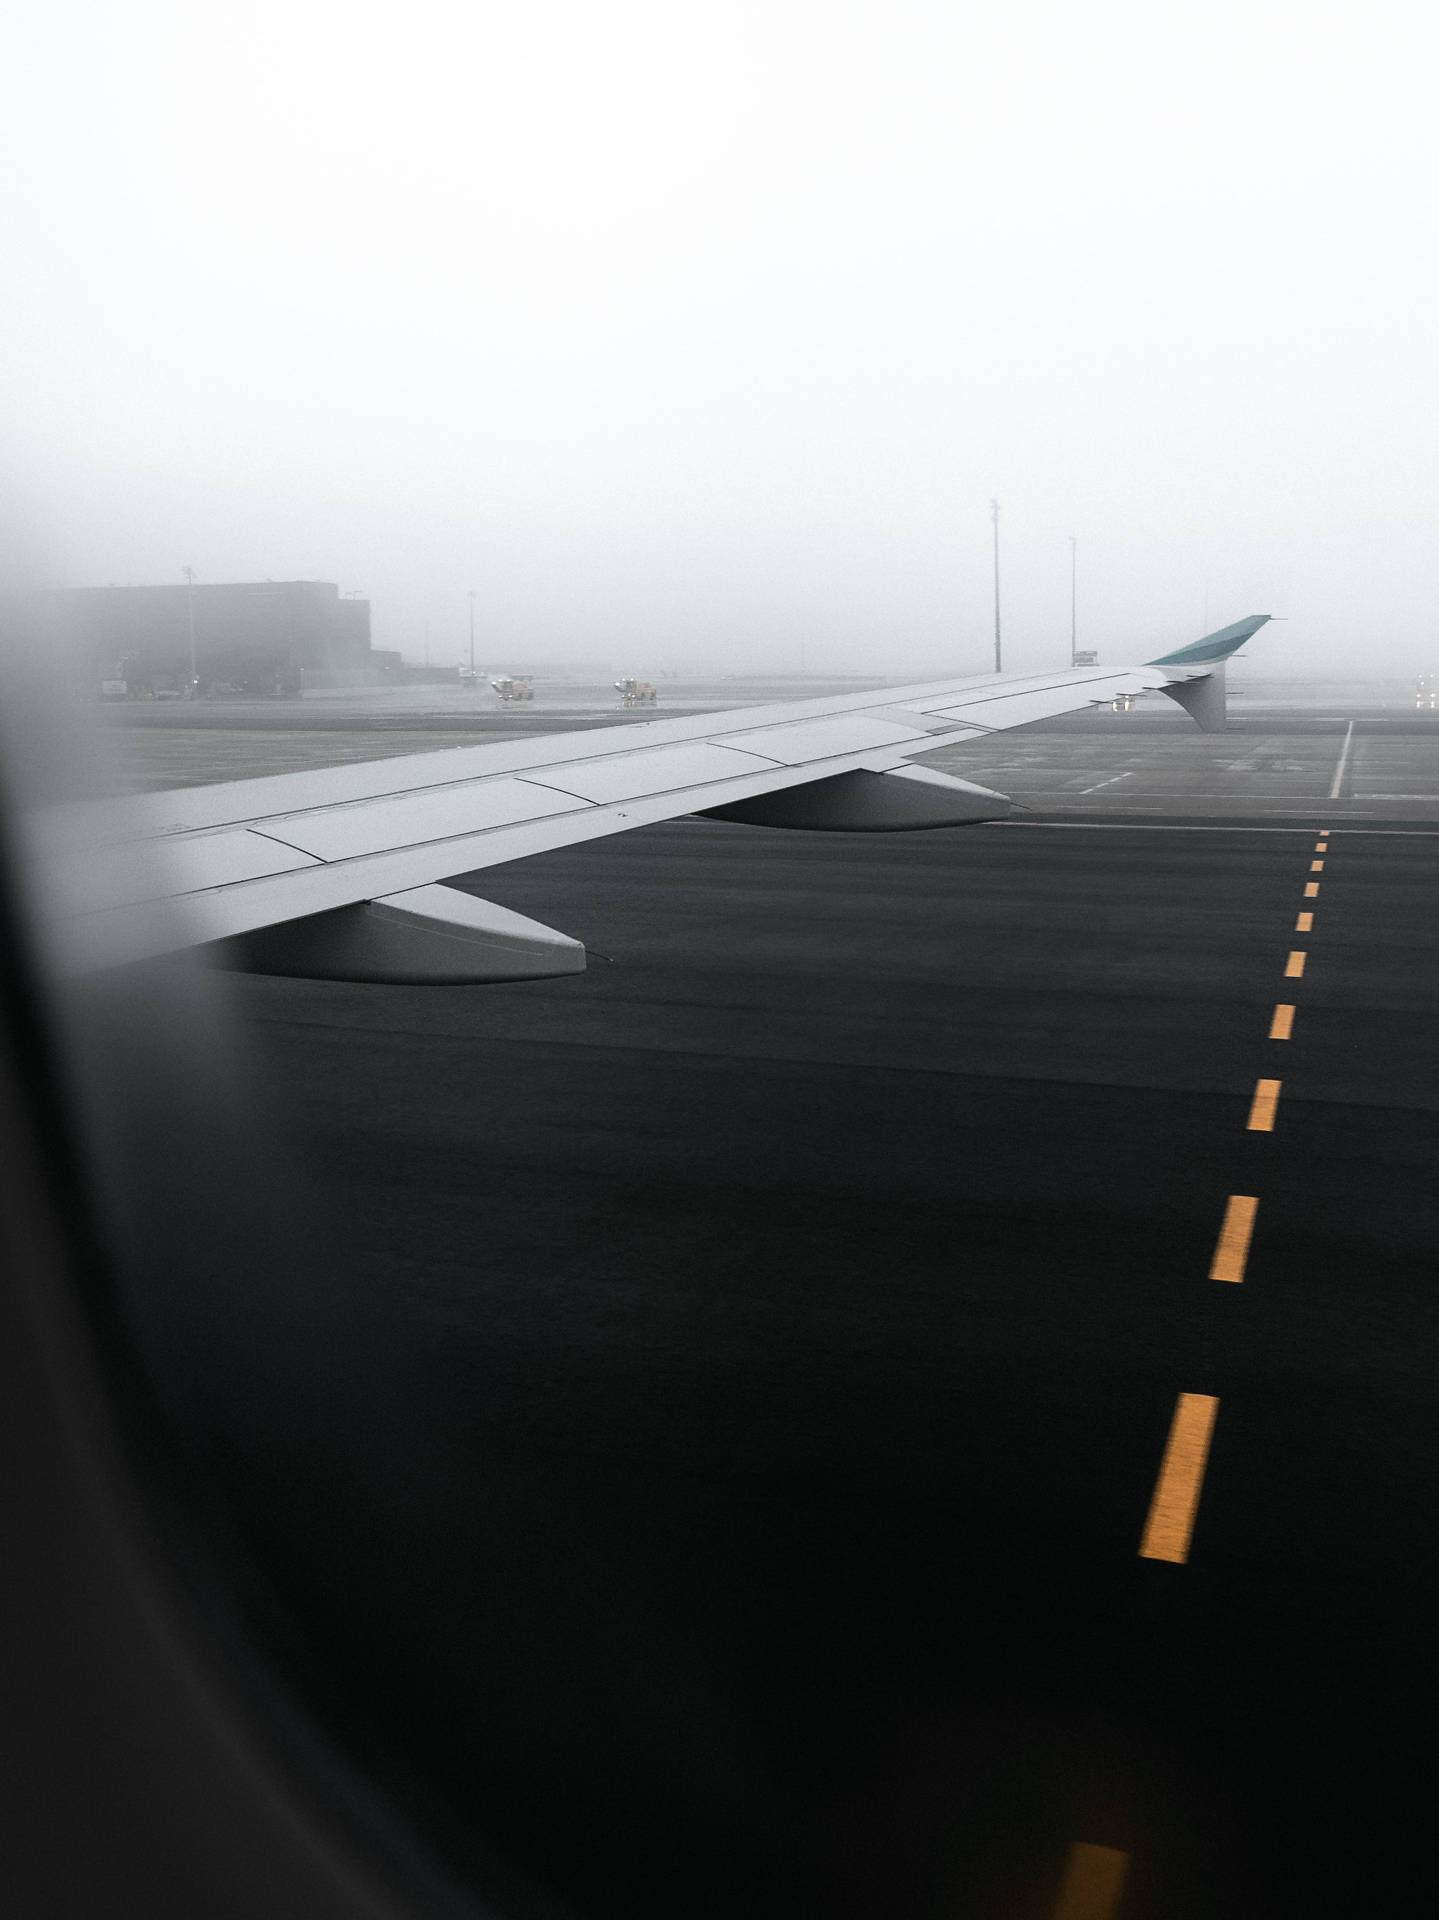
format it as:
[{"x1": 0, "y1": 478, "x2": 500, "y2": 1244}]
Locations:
[
  {"x1": 490, "y1": 675, "x2": 534, "y2": 703},
  {"x1": 615, "y1": 676, "x2": 658, "y2": 706}
]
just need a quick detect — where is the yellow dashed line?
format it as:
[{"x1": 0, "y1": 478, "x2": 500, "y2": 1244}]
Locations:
[
  {"x1": 1210, "y1": 1195, "x2": 1258, "y2": 1283},
  {"x1": 1304, "y1": 882, "x2": 1319, "y2": 898},
  {"x1": 1310, "y1": 860, "x2": 1324, "y2": 872},
  {"x1": 1284, "y1": 951, "x2": 1306, "y2": 978},
  {"x1": 1052, "y1": 1842, "x2": 1130, "y2": 1919},
  {"x1": 1269, "y1": 1003, "x2": 1295, "y2": 1040},
  {"x1": 1247, "y1": 1079, "x2": 1281, "y2": 1130},
  {"x1": 1295, "y1": 912, "x2": 1313, "y2": 932},
  {"x1": 1140, "y1": 1393, "x2": 1219, "y2": 1564},
  {"x1": 1315, "y1": 840, "x2": 1328, "y2": 853}
]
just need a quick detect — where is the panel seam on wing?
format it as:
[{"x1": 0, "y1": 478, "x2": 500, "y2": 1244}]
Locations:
[
  {"x1": 515, "y1": 744, "x2": 783, "y2": 804},
  {"x1": 101, "y1": 754, "x2": 876, "y2": 895},
  {"x1": 247, "y1": 826, "x2": 331, "y2": 860}
]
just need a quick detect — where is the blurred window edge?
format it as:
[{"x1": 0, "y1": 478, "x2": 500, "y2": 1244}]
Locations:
[{"x1": 0, "y1": 726, "x2": 522, "y2": 1920}]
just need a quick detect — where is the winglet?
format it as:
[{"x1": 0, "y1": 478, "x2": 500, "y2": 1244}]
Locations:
[{"x1": 1146, "y1": 614, "x2": 1272, "y2": 668}]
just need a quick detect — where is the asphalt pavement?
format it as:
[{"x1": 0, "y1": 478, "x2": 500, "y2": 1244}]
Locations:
[{"x1": 134, "y1": 702, "x2": 1439, "y2": 1917}]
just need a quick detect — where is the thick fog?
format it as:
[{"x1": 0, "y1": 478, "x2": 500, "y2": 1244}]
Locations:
[{"x1": 5, "y1": 2, "x2": 1436, "y2": 677}]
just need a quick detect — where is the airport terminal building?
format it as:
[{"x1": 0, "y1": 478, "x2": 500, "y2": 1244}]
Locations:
[{"x1": 47, "y1": 580, "x2": 388, "y2": 697}]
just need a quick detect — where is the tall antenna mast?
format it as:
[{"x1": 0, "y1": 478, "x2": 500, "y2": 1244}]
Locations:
[
  {"x1": 990, "y1": 498, "x2": 1002, "y2": 673},
  {"x1": 182, "y1": 566, "x2": 197, "y2": 695}
]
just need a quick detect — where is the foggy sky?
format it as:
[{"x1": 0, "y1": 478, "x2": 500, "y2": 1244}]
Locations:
[{"x1": 5, "y1": 2, "x2": 1436, "y2": 677}]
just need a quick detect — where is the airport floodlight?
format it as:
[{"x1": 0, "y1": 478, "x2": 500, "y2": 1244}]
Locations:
[{"x1": 990, "y1": 498, "x2": 1001, "y2": 673}]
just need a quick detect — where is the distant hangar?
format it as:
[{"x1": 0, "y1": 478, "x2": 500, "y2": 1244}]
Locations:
[{"x1": 44, "y1": 579, "x2": 395, "y2": 698}]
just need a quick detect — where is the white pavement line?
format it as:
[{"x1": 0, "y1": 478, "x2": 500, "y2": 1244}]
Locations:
[
  {"x1": 991, "y1": 822, "x2": 1439, "y2": 836},
  {"x1": 1078, "y1": 772, "x2": 1134, "y2": 794},
  {"x1": 1328, "y1": 721, "x2": 1356, "y2": 799}
]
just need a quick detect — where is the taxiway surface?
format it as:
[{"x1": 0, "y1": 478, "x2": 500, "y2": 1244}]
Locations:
[{"x1": 134, "y1": 697, "x2": 1439, "y2": 1918}]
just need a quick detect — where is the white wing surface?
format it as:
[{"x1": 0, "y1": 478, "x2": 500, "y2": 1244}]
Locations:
[{"x1": 33, "y1": 617, "x2": 1270, "y2": 980}]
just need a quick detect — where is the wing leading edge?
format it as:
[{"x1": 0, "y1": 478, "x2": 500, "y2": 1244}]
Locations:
[{"x1": 31, "y1": 616, "x2": 1270, "y2": 979}]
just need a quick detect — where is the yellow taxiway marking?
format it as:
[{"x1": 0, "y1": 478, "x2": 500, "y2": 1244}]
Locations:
[
  {"x1": 1140, "y1": 1393, "x2": 1219, "y2": 1563},
  {"x1": 1269, "y1": 1003, "x2": 1295, "y2": 1040},
  {"x1": 1315, "y1": 841, "x2": 1328, "y2": 853},
  {"x1": 1247, "y1": 1079, "x2": 1281, "y2": 1130},
  {"x1": 1310, "y1": 859, "x2": 1324, "y2": 872},
  {"x1": 1210, "y1": 1195, "x2": 1259, "y2": 1283},
  {"x1": 1295, "y1": 911, "x2": 1313, "y2": 932},
  {"x1": 1304, "y1": 881, "x2": 1319, "y2": 898},
  {"x1": 1052, "y1": 1842, "x2": 1130, "y2": 1920},
  {"x1": 1284, "y1": 950, "x2": 1306, "y2": 978}
]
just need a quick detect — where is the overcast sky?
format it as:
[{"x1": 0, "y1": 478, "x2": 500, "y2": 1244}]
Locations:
[{"x1": 4, "y1": 1, "x2": 1436, "y2": 676}]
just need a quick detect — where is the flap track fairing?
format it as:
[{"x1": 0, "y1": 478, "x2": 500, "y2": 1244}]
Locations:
[
  {"x1": 205, "y1": 883, "x2": 585, "y2": 984},
  {"x1": 700, "y1": 763, "x2": 1010, "y2": 831}
]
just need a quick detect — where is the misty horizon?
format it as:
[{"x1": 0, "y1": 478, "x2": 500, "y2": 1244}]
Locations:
[{"x1": 6, "y1": 2, "x2": 1436, "y2": 680}]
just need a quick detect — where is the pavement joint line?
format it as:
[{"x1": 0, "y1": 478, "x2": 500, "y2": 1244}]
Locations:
[
  {"x1": 1211, "y1": 1196, "x2": 1259, "y2": 1283},
  {"x1": 1269, "y1": 1003, "x2": 1295, "y2": 1039},
  {"x1": 1051, "y1": 1843, "x2": 1130, "y2": 1920},
  {"x1": 1285, "y1": 951, "x2": 1307, "y2": 978},
  {"x1": 1296, "y1": 912, "x2": 1314, "y2": 932},
  {"x1": 1140, "y1": 1393, "x2": 1219, "y2": 1563},
  {"x1": 1247, "y1": 1079, "x2": 1282, "y2": 1131}
]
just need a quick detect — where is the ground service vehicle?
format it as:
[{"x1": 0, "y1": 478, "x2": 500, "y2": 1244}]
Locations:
[{"x1": 614, "y1": 677, "x2": 657, "y2": 706}]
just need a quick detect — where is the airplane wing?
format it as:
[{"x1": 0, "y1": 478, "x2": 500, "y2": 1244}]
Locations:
[{"x1": 30, "y1": 616, "x2": 1270, "y2": 981}]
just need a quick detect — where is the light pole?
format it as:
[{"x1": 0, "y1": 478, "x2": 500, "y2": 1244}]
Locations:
[
  {"x1": 990, "y1": 499, "x2": 1002, "y2": 673},
  {"x1": 181, "y1": 566, "x2": 198, "y2": 695},
  {"x1": 1069, "y1": 536, "x2": 1078, "y2": 667},
  {"x1": 467, "y1": 589, "x2": 476, "y2": 684}
]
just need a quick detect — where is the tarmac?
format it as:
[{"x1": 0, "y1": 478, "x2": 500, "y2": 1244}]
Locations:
[{"x1": 112, "y1": 686, "x2": 1439, "y2": 1917}]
